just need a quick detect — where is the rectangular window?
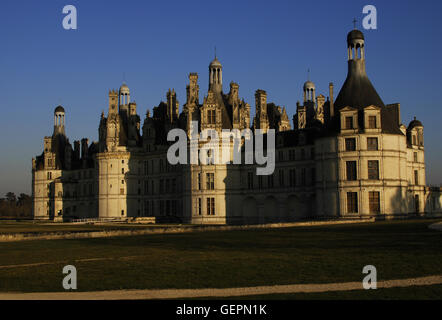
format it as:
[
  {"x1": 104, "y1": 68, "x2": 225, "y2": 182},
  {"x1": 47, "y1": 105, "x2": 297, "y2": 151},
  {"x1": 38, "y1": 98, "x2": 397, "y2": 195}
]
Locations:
[
  {"x1": 247, "y1": 172, "x2": 254, "y2": 190},
  {"x1": 144, "y1": 200, "x2": 149, "y2": 216},
  {"x1": 47, "y1": 172, "x2": 52, "y2": 180},
  {"x1": 207, "y1": 198, "x2": 215, "y2": 215},
  {"x1": 267, "y1": 175, "x2": 274, "y2": 188},
  {"x1": 346, "y1": 161, "x2": 357, "y2": 181},
  {"x1": 289, "y1": 169, "x2": 296, "y2": 187},
  {"x1": 144, "y1": 180, "x2": 149, "y2": 195},
  {"x1": 279, "y1": 169, "x2": 285, "y2": 187},
  {"x1": 368, "y1": 116, "x2": 377, "y2": 129},
  {"x1": 206, "y1": 173, "x2": 214, "y2": 190},
  {"x1": 159, "y1": 201, "x2": 164, "y2": 215},
  {"x1": 278, "y1": 151, "x2": 284, "y2": 161},
  {"x1": 159, "y1": 180, "x2": 164, "y2": 193},
  {"x1": 166, "y1": 200, "x2": 170, "y2": 215},
  {"x1": 414, "y1": 170, "x2": 419, "y2": 185},
  {"x1": 345, "y1": 116, "x2": 354, "y2": 129},
  {"x1": 208, "y1": 110, "x2": 216, "y2": 124},
  {"x1": 369, "y1": 191, "x2": 380, "y2": 214},
  {"x1": 311, "y1": 168, "x2": 316, "y2": 185},
  {"x1": 144, "y1": 161, "x2": 148, "y2": 175},
  {"x1": 367, "y1": 137, "x2": 378, "y2": 151},
  {"x1": 368, "y1": 160, "x2": 379, "y2": 180},
  {"x1": 198, "y1": 173, "x2": 201, "y2": 190},
  {"x1": 198, "y1": 198, "x2": 202, "y2": 215},
  {"x1": 301, "y1": 168, "x2": 306, "y2": 186},
  {"x1": 258, "y1": 176, "x2": 263, "y2": 189},
  {"x1": 347, "y1": 192, "x2": 358, "y2": 213},
  {"x1": 414, "y1": 152, "x2": 418, "y2": 163},
  {"x1": 345, "y1": 138, "x2": 356, "y2": 151},
  {"x1": 289, "y1": 149, "x2": 295, "y2": 161},
  {"x1": 120, "y1": 188, "x2": 124, "y2": 195}
]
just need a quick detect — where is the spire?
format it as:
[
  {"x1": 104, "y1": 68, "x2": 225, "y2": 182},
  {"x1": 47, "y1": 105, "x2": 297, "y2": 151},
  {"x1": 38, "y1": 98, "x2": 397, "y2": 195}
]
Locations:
[{"x1": 353, "y1": 18, "x2": 357, "y2": 30}]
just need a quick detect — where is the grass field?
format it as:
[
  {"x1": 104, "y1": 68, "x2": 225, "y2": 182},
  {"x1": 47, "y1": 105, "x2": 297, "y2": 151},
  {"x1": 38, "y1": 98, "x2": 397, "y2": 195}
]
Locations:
[
  {"x1": 0, "y1": 221, "x2": 177, "y2": 234},
  {"x1": 0, "y1": 219, "x2": 441, "y2": 298}
]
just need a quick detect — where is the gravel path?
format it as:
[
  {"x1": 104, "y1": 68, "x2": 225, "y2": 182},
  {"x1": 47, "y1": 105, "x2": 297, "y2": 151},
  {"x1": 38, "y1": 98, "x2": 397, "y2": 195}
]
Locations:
[{"x1": 0, "y1": 275, "x2": 441, "y2": 300}]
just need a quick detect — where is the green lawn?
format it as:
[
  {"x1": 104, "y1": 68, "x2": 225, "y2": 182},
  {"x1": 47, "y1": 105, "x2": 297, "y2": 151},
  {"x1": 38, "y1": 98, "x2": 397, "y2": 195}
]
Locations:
[
  {"x1": 0, "y1": 221, "x2": 180, "y2": 234},
  {"x1": 0, "y1": 219, "x2": 441, "y2": 297}
]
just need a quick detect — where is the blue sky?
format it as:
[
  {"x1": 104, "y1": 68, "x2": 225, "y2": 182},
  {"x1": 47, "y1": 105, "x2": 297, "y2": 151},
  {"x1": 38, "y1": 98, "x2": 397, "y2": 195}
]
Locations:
[{"x1": 0, "y1": 0, "x2": 441, "y2": 195}]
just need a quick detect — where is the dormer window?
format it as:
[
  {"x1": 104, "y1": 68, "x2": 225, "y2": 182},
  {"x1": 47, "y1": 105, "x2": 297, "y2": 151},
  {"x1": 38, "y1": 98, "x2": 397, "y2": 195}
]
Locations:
[
  {"x1": 368, "y1": 116, "x2": 377, "y2": 129},
  {"x1": 207, "y1": 109, "x2": 216, "y2": 124},
  {"x1": 345, "y1": 116, "x2": 354, "y2": 129},
  {"x1": 340, "y1": 107, "x2": 358, "y2": 133},
  {"x1": 363, "y1": 106, "x2": 381, "y2": 133}
]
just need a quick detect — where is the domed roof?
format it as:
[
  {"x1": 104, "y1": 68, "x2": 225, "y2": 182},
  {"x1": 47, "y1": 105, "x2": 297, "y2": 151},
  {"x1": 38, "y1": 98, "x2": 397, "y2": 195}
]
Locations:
[
  {"x1": 209, "y1": 57, "x2": 222, "y2": 68},
  {"x1": 303, "y1": 80, "x2": 315, "y2": 90},
  {"x1": 119, "y1": 83, "x2": 130, "y2": 93},
  {"x1": 54, "y1": 105, "x2": 65, "y2": 113},
  {"x1": 408, "y1": 117, "x2": 423, "y2": 129},
  {"x1": 347, "y1": 29, "x2": 365, "y2": 44}
]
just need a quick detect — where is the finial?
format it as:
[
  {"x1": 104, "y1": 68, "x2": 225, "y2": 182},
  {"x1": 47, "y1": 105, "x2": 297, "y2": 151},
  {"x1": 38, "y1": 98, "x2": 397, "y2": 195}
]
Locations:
[
  {"x1": 353, "y1": 18, "x2": 357, "y2": 30},
  {"x1": 307, "y1": 68, "x2": 310, "y2": 81},
  {"x1": 215, "y1": 46, "x2": 217, "y2": 59}
]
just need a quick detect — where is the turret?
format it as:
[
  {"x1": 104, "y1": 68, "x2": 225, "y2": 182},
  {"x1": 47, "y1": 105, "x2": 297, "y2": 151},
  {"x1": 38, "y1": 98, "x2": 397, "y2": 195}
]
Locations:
[
  {"x1": 209, "y1": 56, "x2": 223, "y2": 93},
  {"x1": 53, "y1": 105, "x2": 66, "y2": 136}
]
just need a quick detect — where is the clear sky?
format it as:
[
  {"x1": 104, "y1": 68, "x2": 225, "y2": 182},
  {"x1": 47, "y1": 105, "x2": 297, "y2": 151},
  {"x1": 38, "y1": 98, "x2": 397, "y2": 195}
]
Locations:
[{"x1": 0, "y1": 0, "x2": 441, "y2": 196}]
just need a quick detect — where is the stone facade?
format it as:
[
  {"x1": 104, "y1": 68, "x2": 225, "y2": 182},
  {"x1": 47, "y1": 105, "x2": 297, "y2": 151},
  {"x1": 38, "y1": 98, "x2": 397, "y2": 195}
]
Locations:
[{"x1": 32, "y1": 29, "x2": 442, "y2": 224}]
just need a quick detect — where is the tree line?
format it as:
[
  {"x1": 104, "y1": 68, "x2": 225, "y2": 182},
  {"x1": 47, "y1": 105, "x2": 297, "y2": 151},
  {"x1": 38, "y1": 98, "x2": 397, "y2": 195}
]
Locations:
[{"x1": 0, "y1": 192, "x2": 32, "y2": 219}]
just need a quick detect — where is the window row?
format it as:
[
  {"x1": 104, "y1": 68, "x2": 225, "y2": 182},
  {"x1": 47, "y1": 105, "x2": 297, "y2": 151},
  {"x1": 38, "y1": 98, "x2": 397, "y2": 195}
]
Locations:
[
  {"x1": 346, "y1": 160, "x2": 379, "y2": 181},
  {"x1": 197, "y1": 197, "x2": 216, "y2": 216},
  {"x1": 197, "y1": 173, "x2": 215, "y2": 190},
  {"x1": 347, "y1": 191, "x2": 380, "y2": 214},
  {"x1": 247, "y1": 168, "x2": 315, "y2": 189},
  {"x1": 345, "y1": 137, "x2": 379, "y2": 152},
  {"x1": 278, "y1": 147, "x2": 315, "y2": 162}
]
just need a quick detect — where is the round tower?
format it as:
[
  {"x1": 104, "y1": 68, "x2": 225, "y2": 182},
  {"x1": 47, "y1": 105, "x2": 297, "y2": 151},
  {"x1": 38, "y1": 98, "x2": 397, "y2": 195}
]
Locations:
[
  {"x1": 119, "y1": 83, "x2": 130, "y2": 106},
  {"x1": 53, "y1": 105, "x2": 65, "y2": 136},
  {"x1": 209, "y1": 56, "x2": 222, "y2": 93},
  {"x1": 347, "y1": 29, "x2": 365, "y2": 61},
  {"x1": 303, "y1": 80, "x2": 316, "y2": 103}
]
